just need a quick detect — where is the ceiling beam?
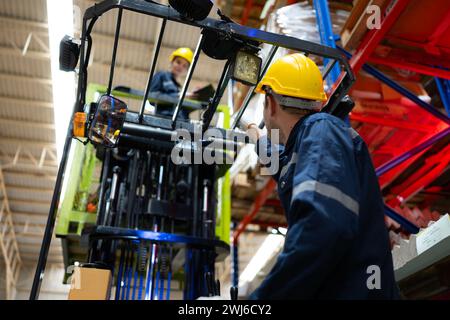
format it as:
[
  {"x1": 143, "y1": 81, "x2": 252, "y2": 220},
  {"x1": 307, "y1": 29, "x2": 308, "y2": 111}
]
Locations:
[
  {"x1": 14, "y1": 223, "x2": 46, "y2": 236},
  {"x1": 0, "y1": 160, "x2": 58, "y2": 174},
  {"x1": 5, "y1": 184, "x2": 54, "y2": 193},
  {"x1": 16, "y1": 240, "x2": 54, "y2": 247},
  {"x1": 4, "y1": 167, "x2": 56, "y2": 182},
  {"x1": 2, "y1": 171, "x2": 56, "y2": 182},
  {"x1": 20, "y1": 253, "x2": 63, "y2": 262},
  {"x1": 18, "y1": 247, "x2": 61, "y2": 254},
  {"x1": 18, "y1": 250, "x2": 61, "y2": 256},
  {"x1": 0, "y1": 15, "x2": 176, "y2": 50},
  {"x1": 0, "y1": 16, "x2": 48, "y2": 30},
  {"x1": 6, "y1": 194, "x2": 52, "y2": 204},
  {"x1": 12, "y1": 221, "x2": 47, "y2": 228},
  {"x1": 0, "y1": 118, "x2": 55, "y2": 130},
  {"x1": 0, "y1": 72, "x2": 52, "y2": 86},
  {"x1": 0, "y1": 137, "x2": 56, "y2": 150},
  {"x1": 8, "y1": 198, "x2": 51, "y2": 206},
  {"x1": 10, "y1": 212, "x2": 48, "y2": 220},
  {"x1": 15, "y1": 232, "x2": 46, "y2": 238},
  {"x1": 90, "y1": 60, "x2": 213, "y2": 85},
  {"x1": 11, "y1": 210, "x2": 48, "y2": 216},
  {"x1": 22, "y1": 260, "x2": 64, "y2": 264},
  {"x1": 20, "y1": 261, "x2": 63, "y2": 268},
  {"x1": 20, "y1": 257, "x2": 64, "y2": 265},
  {"x1": 0, "y1": 150, "x2": 58, "y2": 166},
  {"x1": 0, "y1": 96, "x2": 53, "y2": 109},
  {"x1": 0, "y1": 46, "x2": 50, "y2": 61}
]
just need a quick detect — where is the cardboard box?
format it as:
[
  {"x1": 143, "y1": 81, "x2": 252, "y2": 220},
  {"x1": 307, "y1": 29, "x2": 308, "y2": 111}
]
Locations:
[{"x1": 68, "y1": 267, "x2": 112, "y2": 300}]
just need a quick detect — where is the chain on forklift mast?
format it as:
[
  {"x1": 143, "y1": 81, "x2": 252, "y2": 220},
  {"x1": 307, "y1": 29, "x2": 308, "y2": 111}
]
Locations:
[{"x1": 30, "y1": 0, "x2": 355, "y2": 300}]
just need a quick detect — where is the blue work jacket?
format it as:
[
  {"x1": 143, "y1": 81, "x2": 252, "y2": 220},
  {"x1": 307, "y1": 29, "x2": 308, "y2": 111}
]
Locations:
[
  {"x1": 150, "y1": 71, "x2": 189, "y2": 119},
  {"x1": 250, "y1": 112, "x2": 400, "y2": 299}
]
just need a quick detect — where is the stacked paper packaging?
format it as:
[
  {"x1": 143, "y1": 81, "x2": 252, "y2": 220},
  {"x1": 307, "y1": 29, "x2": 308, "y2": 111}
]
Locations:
[
  {"x1": 416, "y1": 213, "x2": 450, "y2": 254},
  {"x1": 392, "y1": 214, "x2": 450, "y2": 270},
  {"x1": 392, "y1": 234, "x2": 418, "y2": 270}
]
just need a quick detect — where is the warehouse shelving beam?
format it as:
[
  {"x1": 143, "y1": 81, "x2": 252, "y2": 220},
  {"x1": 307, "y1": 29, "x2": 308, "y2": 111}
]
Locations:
[
  {"x1": 231, "y1": 179, "x2": 277, "y2": 286},
  {"x1": 241, "y1": 0, "x2": 265, "y2": 26},
  {"x1": 313, "y1": 0, "x2": 340, "y2": 85},
  {"x1": 387, "y1": 143, "x2": 450, "y2": 208},
  {"x1": 383, "y1": 205, "x2": 419, "y2": 234},
  {"x1": 376, "y1": 127, "x2": 450, "y2": 177},
  {"x1": 435, "y1": 77, "x2": 450, "y2": 116},
  {"x1": 241, "y1": 0, "x2": 254, "y2": 25},
  {"x1": 369, "y1": 56, "x2": 450, "y2": 80},
  {"x1": 348, "y1": 0, "x2": 412, "y2": 74},
  {"x1": 232, "y1": 179, "x2": 277, "y2": 244},
  {"x1": 337, "y1": 47, "x2": 450, "y2": 234},
  {"x1": 338, "y1": 46, "x2": 450, "y2": 125}
]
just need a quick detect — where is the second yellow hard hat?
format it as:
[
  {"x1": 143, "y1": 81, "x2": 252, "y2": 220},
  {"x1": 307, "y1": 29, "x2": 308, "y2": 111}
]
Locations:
[{"x1": 170, "y1": 47, "x2": 194, "y2": 65}]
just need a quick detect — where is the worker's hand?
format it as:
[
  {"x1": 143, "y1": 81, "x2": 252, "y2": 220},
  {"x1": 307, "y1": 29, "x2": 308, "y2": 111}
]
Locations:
[
  {"x1": 186, "y1": 92, "x2": 198, "y2": 99},
  {"x1": 246, "y1": 124, "x2": 262, "y2": 144},
  {"x1": 237, "y1": 114, "x2": 256, "y2": 131}
]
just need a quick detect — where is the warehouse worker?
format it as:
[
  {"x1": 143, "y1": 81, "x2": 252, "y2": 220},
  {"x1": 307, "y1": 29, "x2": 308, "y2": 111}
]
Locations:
[
  {"x1": 150, "y1": 47, "x2": 194, "y2": 119},
  {"x1": 241, "y1": 53, "x2": 400, "y2": 299}
]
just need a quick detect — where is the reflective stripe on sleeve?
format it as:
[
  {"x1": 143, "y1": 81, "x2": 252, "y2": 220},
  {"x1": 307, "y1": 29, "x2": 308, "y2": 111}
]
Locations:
[{"x1": 291, "y1": 180, "x2": 359, "y2": 215}]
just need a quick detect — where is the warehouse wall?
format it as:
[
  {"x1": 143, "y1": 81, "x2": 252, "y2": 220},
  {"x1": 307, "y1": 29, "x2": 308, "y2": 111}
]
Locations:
[
  {"x1": 13, "y1": 263, "x2": 187, "y2": 300},
  {"x1": 0, "y1": 262, "x2": 6, "y2": 300},
  {"x1": 15, "y1": 263, "x2": 70, "y2": 300}
]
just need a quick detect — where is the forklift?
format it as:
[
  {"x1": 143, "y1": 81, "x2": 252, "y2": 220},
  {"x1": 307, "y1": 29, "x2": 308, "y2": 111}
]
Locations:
[{"x1": 30, "y1": 0, "x2": 355, "y2": 300}]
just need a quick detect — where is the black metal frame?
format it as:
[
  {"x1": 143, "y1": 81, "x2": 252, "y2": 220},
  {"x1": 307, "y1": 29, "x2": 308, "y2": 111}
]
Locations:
[
  {"x1": 30, "y1": 0, "x2": 355, "y2": 299},
  {"x1": 139, "y1": 18, "x2": 167, "y2": 121},
  {"x1": 172, "y1": 34, "x2": 205, "y2": 125}
]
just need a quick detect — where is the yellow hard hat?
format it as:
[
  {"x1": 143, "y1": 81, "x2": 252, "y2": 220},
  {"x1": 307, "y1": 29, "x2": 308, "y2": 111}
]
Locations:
[
  {"x1": 255, "y1": 53, "x2": 327, "y2": 102},
  {"x1": 170, "y1": 47, "x2": 194, "y2": 65}
]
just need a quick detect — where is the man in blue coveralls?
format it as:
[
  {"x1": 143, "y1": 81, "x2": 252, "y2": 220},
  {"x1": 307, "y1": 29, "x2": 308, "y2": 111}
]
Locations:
[
  {"x1": 150, "y1": 47, "x2": 194, "y2": 120},
  {"x1": 241, "y1": 53, "x2": 400, "y2": 299}
]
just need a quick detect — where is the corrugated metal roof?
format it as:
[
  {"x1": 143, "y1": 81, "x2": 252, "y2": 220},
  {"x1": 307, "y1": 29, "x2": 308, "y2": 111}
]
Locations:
[
  {"x1": 0, "y1": 103, "x2": 54, "y2": 123},
  {"x1": 12, "y1": 213, "x2": 48, "y2": 225},
  {"x1": 3, "y1": 172, "x2": 56, "y2": 189},
  {"x1": 0, "y1": 0, "x2": 47, "y2": 23},
  {"x1": 91, "y1": 34, "x2": 224, "y2": 83},
  {"x1": 0, "y1": 142, "x2": 56, "y2": 159},
  {"x1": 18, "y1": 245, "x2": 62, "y2": 255},
  {"x1": 0, "y1": 0, "x2": 62, "y2": 280},
  {"x1": 9, "y1": 199, "x2": 50, "y2": 215},
  {"x1": 0, "y1": 76, "x2": 52, "y2": 101},
  {"x1": 0, "y1": 55, "x2": 50, "y2": 79},
  {"x1": 96, "y1": 9, "x2": 159, "y2": 43},
  {"x1": 0, "y1": 122, "x2": 55, "y2": 142},
  {"x1": 6, "y1": 186, "x2": 53, "y2": 202},
  {"x1": 0, "y1": 26, "x2": 49, "y2": 52}
]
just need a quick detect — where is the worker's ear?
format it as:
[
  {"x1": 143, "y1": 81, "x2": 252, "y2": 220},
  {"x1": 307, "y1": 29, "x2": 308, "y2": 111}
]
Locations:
[{"x1": 267, "y1": 94, "x2": 277, "y2": 117}]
